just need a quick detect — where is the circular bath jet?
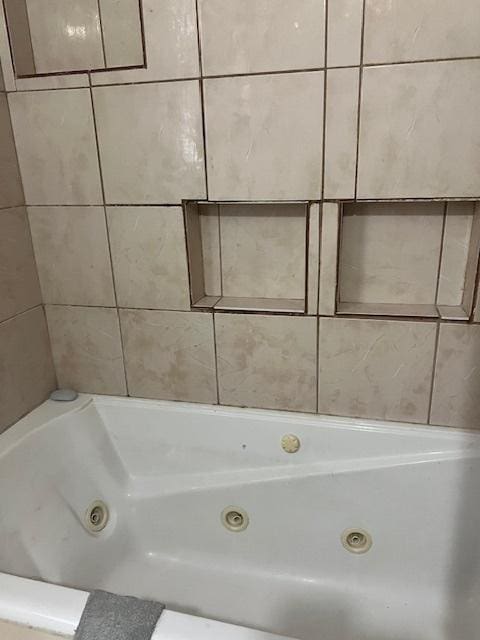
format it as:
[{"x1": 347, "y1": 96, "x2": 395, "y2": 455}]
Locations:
[
  {"x1": 221, "y1": 506, "x2": 249, "y2": 532},
  {"x1": 341, "y1": 528, "x2": 372, "y2": 554},
  {"x1": 84, "y1": 500, "x2": 109, "y2": 534},
  {"x1": 281, "y1": 434, "x2": 301, "y2": 453}
]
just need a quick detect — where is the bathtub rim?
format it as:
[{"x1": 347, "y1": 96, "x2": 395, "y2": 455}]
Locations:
[
  {"x1": 1, "y1": 393, "x2": 479, "y2": 460},
  {"x1": 0, "y1": 572, "x2": 294, "y2": 640}
]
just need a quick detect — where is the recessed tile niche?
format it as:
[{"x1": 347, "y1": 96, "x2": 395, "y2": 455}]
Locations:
[
  {"x1": 184, "y1": 202, "x2": 315, "y2": 314},
  {"x1": 337, "y1": 201, "x2": 480, "y2": 320}
]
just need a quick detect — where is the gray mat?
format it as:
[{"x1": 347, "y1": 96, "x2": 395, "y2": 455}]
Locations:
[{"x1": 74, "y1": 590, "x2": 165, "y2": 640}]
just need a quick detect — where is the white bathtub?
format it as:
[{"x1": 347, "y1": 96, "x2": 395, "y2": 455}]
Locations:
[{"x1": 1, "y1": 395, "x2": 480, "y2": 640}]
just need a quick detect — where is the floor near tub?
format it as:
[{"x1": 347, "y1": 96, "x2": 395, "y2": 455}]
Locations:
[{"x1": 0, "y1": 621, "x2": 61, "y2": 639}]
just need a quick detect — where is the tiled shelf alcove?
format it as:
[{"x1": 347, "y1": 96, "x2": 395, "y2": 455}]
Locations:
[
  {"x1": 336, "y1": 201, "x2": 480, "y2": 320},
  {"x1": 184, "y1": 201, "x2": 318, "y2": 314}
]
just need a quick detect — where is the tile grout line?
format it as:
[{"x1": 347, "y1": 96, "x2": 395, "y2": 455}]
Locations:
[
  {"x1": 40, "y1": 301, "x2": 470, "y2": 325},
  {"x1": 5, "y1": 196, "x2": 480, "y2": 209},
  {"x1": 434, "y1": 202, "x2": 448, "y2": 306},
  {"x1": 316, "y1": 0, "x2": 329, "y2": 406},
  {"x1": 7, "y1": 54, "x2": 480, "y2": 95},
  {"x1": 354, "y1": 0, "x2": 367, "y2": 200},
  {"x1": 212, "y1": 312, "x2": 221, "y2": 404},
  {"x1": 95, "y1": 0, "x2": 108, "y2": 68},
  {"x1": 427, "y1": 322, "x2": 441, "y2": 424},
  {"x1": 0, "y1": 302, "x2": 44, "y2": 327},
  {"x1": 195, "y1": 0, "x2": 209, "y2": 201},
  {"x1": 217, "y1": 203, "x2": 224, "y2": 296},
  {"x1": 40, "y1": 303, "x2": 59, "y2": 389},
  {"x1": 320, "y1": 0, "x2": 329, "y2": 202},
  {"x1": 88, "y1": 71, "x2": 129, "y2": 396}
]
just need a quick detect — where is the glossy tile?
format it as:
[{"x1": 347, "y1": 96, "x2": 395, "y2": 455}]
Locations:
[
  {"x1": 0, "y1": 94, "x2": 24, "y2": 208},
  {"x1": 120, "y1": 309, "x2": 217, "y2": 403},
  {"x1": 9, "y1": 89, "x2": 102, "y2": 205},
  {"x1": 327, "y1": 0, "x2": 363, "y2": 67},
  {"x1": 318, "y1": 203, "x2": 339, "y2": 316},
  {"x1": 0, "y1": 207, "x2": 41, "y2": 323},
  {"x1": 0, "y1": 306, "x2": 55, "y2": 432},
  {"x1": 357, "y1": 60, "x2": 480, "y2": 199},
  {"x1": 339, "y1": 202, "x2": 444, "y2": 305},
  {"x1": 198, "y1": 0, "x2": 325, "y2": 75},
  {"x1": 107, "y1": 206, "x2": 190, "y2": 310},
  {"x1": 219, "y1": 203, "x2": 306, "y2": 299},
  {"x1": 364, "y1": 0, "x2": 480, "y2": 64},
  {"x1": 437, "y1": 203, "x2": 474, "y2": 307},
  {"x1": 98, "y1": 0, "x2": 144, "y2": 68},
  {"x1": 28, "y1": 206, "x2": 115, "y2": 306},
  {"x1": 215, "y1": 313, "x2": 317, "y2": 412},
  {"x1": 318, "y1": 318, "x2": 437, "y2": 423},
  {"x1": 205, "y1": 72, "x2": 324, "y2": 200},
  {"x1": 25, "y1": 0, "x2": 104, "y2": 73},
  {"x1": 46, "y1": 305, "x2": 126, "y2": 395},
  {"x1": 91, "y1": 0, "x2": 199, "y2": 84},
  {"x1": 324, "y1": 67, "x2": 359, "y2": 199},
  {"x1": 93, "y1": 81, "x2": 205, "y2": 204},
  {"x1": 431, "y1": 324, "x2": 480, "y2": 429}
]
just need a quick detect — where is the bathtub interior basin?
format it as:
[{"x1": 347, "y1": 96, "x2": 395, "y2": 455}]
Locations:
[{"x1": 1, "y1": 394, "x2": 480, "y2": 640}]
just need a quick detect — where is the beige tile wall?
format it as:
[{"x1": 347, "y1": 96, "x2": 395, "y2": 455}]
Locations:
[
  {"x1": 1, "y1": 0, "x2": 480, "y2": 431},
  {"x1": 0, "y1": 67, "x2": 55, "y2": 433}
]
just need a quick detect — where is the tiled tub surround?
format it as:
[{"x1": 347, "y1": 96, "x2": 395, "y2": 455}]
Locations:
[
  {"x1": 0, "y1": 73, "x2": 55, "y2": 432},
  {"x1": 0, "y1": 0, "x2": 479, "y2": 432}
]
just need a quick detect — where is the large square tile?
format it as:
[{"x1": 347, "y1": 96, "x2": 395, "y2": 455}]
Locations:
[
  {"x1": 215, "y1": 313, "x2": 317, "y2": 412},
  {"x1": 46, "y1": 305, "x2": 126, "y2": 395},
  {"x1": 198, "y1": 0, "x2": 324, "y2": 75},
  {"x1": 318, "y1": 318, "x2": 437, "y2": 423},
  {"x1": 26, "y1": 0, "x2": 104, "y2": 73},
  {"x1": 364, "y1": 0, "x2": 480, "y2": 64},
  {"x1": 8, "y1": 89, "x2": 102, "y2": 205},
  {"x1": 93, "y1": 81, "x2": 206, "y2": 204},
  {"x1": 0, "y1": 307, "x2": 55, "y2": 432},
  {"x1": 219, "y1": 203, "x2": 306, "y2": 299},
  {"x1": 430, "y1": 324, "x2": 480, "y2": 429},
  {"x1": 339, "y1": 202, "x2": 444, "y2": 305},
  {"x1": 92, "y1": 0, "x2": 199, "y2": 85},
  {"x1": 0, "y1": 94, "x2": 24, "y2": 208},
  {"x1": 205, "y1": 72, "x2": 324, "y2": 200},
  {"x1": 28, "y1": 206, "x2": 115, "y2": 306},
  {"x1": 120, "y1": 309, "x2": 217, "y2": 403},
  {"x1": 357, "y1": 60, "x2": 480, "y2": 199},
  {"x1": 0, "y1": 207, "x2": 42, "y2": 322},
  {"x1": 107, "y1": 206, "x2": 190, "y2": 310}
]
